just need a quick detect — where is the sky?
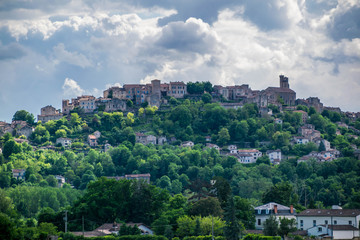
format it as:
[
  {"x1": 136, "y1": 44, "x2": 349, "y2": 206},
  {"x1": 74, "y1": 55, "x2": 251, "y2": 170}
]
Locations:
[{"x1": 0, "y1": 0, "x2": 360, "y2": 122}]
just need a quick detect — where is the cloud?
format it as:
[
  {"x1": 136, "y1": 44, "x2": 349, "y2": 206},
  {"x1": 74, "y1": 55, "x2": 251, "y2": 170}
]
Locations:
[
  {"x1": 328, "y1": 5, "x2": 360, "y2": 41},
  {"x1": 53, "y1": 43, "x2": 92, "y2": 68},
  {"x1": 62, "y1": 78, "x2": 84, "y2": 97},
  {"x1": 0, "y1": 42, "x2": 26, "y2": 60},
  {"x1": 156, "y1": 18, "x2": 220, "y2": 54}
]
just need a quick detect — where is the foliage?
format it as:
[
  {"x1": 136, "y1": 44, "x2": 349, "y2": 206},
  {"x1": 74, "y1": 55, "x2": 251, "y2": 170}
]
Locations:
[{"x1": 263, "y1": 215, "x2": 279, "y2": 236}]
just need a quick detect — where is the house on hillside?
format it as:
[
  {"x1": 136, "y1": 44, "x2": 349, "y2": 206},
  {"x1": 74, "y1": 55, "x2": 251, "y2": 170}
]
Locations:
[
  {"x1": 255, "y1": 202, "x2": 296, "y2": 230},
  {"x1": 266, "y1": 149, "x2": 281, "y2": 164},
  {"x1": 236, "y1": 149, "x2": 262, "y2": 164},
  {"x1": 54, "y1": 175, "x2": 65, "y2": 187},
  {"x1": 88, "y1": 134, "x2": 97, "y2": 147},
  {"x1": 56, "y1": 137, "x2": 72, "y2": 147},
  {"x1": 181, "y1": 141, "x2": 194, "y2": 148},
  {"x1": 228, "y1": 145, "x2": 237, "y2": 154},
  {"x1": 206, "y1": 143, "x2": 220, "y2": 151},
  {"x1": 293, "y1": 136, "x2": 310, "y2": 145},
  {"x1": 12, "y1": 169, "x2": 26, "y2": 180}
]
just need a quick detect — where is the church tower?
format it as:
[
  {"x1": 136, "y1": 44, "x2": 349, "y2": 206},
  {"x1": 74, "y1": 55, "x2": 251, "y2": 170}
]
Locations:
[{"x1": 279, "y1": 75, "x2": 289, "y2": 89}]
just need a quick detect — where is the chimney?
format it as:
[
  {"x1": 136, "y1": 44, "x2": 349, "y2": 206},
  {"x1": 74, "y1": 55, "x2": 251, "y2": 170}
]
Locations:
[
  {"x1": 274, "y1": 205, "x2": 278, "y2": 214},
  {"x1": 290, "y1": 205, "x2": 294, "y2": 214}
]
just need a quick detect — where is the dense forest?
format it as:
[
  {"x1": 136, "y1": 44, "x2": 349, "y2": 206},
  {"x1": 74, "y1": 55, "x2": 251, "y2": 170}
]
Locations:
[{"x1": 1, "y1": 93, "x2": 360, "y2": 239}]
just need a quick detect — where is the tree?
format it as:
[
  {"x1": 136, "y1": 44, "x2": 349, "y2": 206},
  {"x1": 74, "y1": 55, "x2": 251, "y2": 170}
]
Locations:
[
  {"x1": 263, "y1": 215, "x2": 278, "y2": 236},
  {"x1": 217, "y1": 128, "x2": 230, "y2": 146},
  {"x1": 201, "y1": 93, "x2": 212, "y2": 104},
  {"x1": 223, "y1": 196, "x2": 243, "y2": 240},
  {"x1": 188, "y1": 197, "x2": 222, "y2": 217},
  {"x1": 13, "y1": 110, "x2": 35, "y2": 125},
  {"x1": 262, "y1": 181, "x2": 294, "y2": 206},
  {"x1": 0, "y1": 213, "x2": 16, "y2": 240},
  {"x1": 278, "y1": 217, "x2": 296, "y2": 238},
  {"x1": 234, "y1": 196, "x2": 255, "y2": 229},
  {"x1": 2, "y1": 140, "x2": 21, "y2": 158}
]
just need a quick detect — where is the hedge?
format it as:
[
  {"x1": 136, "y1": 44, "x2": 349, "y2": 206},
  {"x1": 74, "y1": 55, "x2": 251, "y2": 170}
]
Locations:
[
  {"x1": 242, "y1": 234, "x2": 281, "y2": 240},
  {"x1": 183, "y1": 236, "x2": 226, "y2": 240},
  {"x1": 59, "y1": 234, "x2": 168, "y2": 240}
]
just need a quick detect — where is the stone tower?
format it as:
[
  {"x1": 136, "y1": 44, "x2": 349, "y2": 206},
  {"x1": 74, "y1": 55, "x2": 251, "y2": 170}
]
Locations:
[{"x1": 279, "y1": 75, "x2": 289, "y2": 89}]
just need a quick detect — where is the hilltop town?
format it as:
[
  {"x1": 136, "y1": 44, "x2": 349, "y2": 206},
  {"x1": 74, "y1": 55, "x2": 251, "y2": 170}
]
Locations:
[{"x1": 1, "y1": 75, "x2": 360, "y2": 240}]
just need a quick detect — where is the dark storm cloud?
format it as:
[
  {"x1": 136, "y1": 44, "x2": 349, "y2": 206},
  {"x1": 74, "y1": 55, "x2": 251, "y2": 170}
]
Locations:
[
  {"x1": 329, "y1": 6, "x2": 360, "y2": 41},
  {"x1": 0, "y1": 42, "x2": 26, "y2": 60},
  {"x1": 156, "y1": 19, "x2": 218, "y2": 54}
]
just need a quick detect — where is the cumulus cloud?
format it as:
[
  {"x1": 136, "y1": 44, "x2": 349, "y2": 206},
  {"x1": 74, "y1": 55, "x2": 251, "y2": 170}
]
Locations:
[
  {"x1": 62, "y1": 78, "x2": 84, "y2": 97},
  {"x1": 53, "y1": 43, "x2": 92, "y2": 68},
  {"x1": 0, "y1": 0, "x2": 360, "y2": 122},
  {"x1": 156, "y1": 18, "x2": 220, "y2": 54}
]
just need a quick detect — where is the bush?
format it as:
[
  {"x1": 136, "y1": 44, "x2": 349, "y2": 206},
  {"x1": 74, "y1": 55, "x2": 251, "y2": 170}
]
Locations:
[
  {"x1": 183, "y1": 236, "x2": 225, "y2": 240},
  {"x1": 242, "y1": 234, "x2": 281, "y2": 240}
]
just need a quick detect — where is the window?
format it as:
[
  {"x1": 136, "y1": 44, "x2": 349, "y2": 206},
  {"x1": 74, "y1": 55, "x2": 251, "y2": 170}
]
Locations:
[
  {"x1": 300, "y1": 220, "x2": 303, "y2": 227},
  {"x1": 318, "y1": 227, "x2": 322, "y2": 232},
  {"x1": 325, "y1": 220, "x2": 328, "y2": 225},
  {"x1": 334, "y1": 220, "x2": 337, "y2": 225},
  {"x1": 258, "y1": 219, "x2": 261, "y2": 226},
  {"x1": 349, "y1": 221, "x2": 352, "y2": 225},
  {"x1": 313, "y1": 220, "x2": 316, "y2": 227}
]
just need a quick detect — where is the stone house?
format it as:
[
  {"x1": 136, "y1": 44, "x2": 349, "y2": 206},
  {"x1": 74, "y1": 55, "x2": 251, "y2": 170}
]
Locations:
[
  {"x1": 88, "y1": 134, "x2": 97, "y2": 147},
  {"x1": 135, "y1": 132, "x2": 147, "y2": 144},
  {"x1": 37, "y1": 105, "x2": 63, "y2": 123},
  {"x1": 12, "y1": 169, "x2": 26, "y2": 180},
  {"x1": 146, "y1": 135, "x2": 157, "y2": 145},
  {"x1": 56, "y1": 137, "x2": 72, "y2": 147},
  {"x1": 157, "y1": 136, "x2": 167, "y2": 145},
  {"x1": 16, "y1": 125, "x2": 34, "y2": 138},
  {"x1": 294, "y1": 110, "x2": 308, "y2": 124}
]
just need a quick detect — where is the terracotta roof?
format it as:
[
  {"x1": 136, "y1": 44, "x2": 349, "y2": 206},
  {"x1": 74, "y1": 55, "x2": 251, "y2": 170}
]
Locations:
[{"x1": 298, "y1": 209, "x2": 360, "y2": 217}]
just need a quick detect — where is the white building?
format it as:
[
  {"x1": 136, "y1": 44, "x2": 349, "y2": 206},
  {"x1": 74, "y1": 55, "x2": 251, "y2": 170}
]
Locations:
[
  {"x1": 254, "y1": 202, "x2": 296, "y2": 230},
  {"x1": 237, "y1": 149, "x2": 262, "y2": 164},
  {"x1": 307, "y1": 225, "x2": 359, "y2": 239},
  {"x1": 206, "y1": 143, "x2": 220, "y2": 151},
  {"x1": 181, "y1": 141, "x2": 194, "y2": 148},
  {"x1": 228, "y1": 145, "x2": 237, "y2": 154},
  {"x1": 293, "y1": 136, "x2": 310, "y2": 144},
  {"x1": 297, "y1": 208, "x2": 360, "y2": 231},
  {"x1": 266, "y1": 149, "x2": 281, "y2": 164}
]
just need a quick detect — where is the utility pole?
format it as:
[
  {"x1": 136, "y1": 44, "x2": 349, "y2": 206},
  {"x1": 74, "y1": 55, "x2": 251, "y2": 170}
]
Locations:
[
  {"x1": 212, "y1": 215, "x2": 214, "y2": 240},
  {"x1": 82, "y1": 216, "x2": 85, "y2": 236},
  {"x1": 64, "y1": 210, "x2": 68, "y2": 233}
]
